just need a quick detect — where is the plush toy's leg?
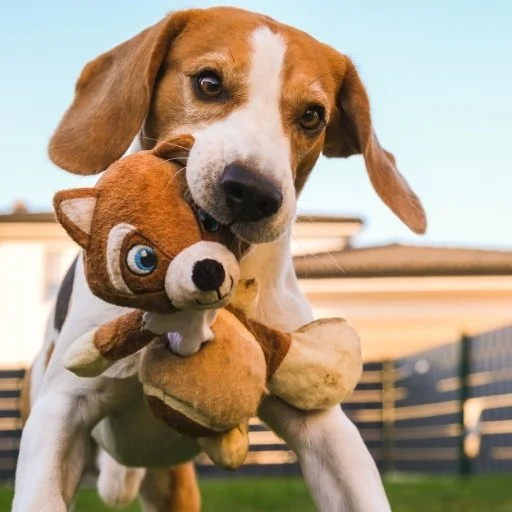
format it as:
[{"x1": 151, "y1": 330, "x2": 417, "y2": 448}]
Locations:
[
  {"x1": 197, "y1": 422, "x2": 249, "y2": 470},
  {"x1": 139, "y1": 463, "x2": 200, "y2": 512}
]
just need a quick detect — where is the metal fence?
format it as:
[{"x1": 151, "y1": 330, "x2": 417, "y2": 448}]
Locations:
[
  {"x1": 390, "y1": 325, "x2": 512, "y2": 474},
  {"x1": 0, "y1": 369, "x2": 23, "y2": 482},
  {"x1": 1, "y1": 324, "x2": 512, "y2": 482}
]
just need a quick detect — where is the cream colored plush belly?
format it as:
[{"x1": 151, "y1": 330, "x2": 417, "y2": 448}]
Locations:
[{"x1": 92, "y1": 389, "x2": 201, "y2": 467}]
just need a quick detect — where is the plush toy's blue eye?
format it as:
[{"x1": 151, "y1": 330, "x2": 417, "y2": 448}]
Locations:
[
  {"x1": 127, "y1": 245, "x2": 157, "y2": 275},
  {"x1": 198, "y1": 209, "x2": 220, "y2": 233}
]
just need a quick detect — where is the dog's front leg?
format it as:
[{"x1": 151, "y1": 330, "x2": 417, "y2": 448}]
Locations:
[
  {"x1": 12, "y1": 390, "x2": 94, "y2": 511},
  {"x1": 260, "y1": 398, "x2": 391, "y2": 512},
  {"x1": 248, "y1": 240, "x2": 390, "y2": 511}
]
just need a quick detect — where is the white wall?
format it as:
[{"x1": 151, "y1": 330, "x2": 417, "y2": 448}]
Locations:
[
  {"x1": 301, "y1": 276, "x2": 512, "y2": 361},
  {"x1": 0, "y1": 239, "x2": 77, "y2": 366}
]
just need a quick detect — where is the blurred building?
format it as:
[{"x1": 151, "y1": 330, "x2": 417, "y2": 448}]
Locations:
[{"x1": 1, "y1": 206, "x2": 512, "y2": 365}]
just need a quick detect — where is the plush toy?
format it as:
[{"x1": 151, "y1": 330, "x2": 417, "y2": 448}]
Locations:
[{"x1": 53, "y1": 138, "x2": 363, "y2": 469}]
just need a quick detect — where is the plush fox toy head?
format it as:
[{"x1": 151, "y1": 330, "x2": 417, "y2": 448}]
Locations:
[{"x1": 53, "y1": 136, "x2": 241, "y2": 313}]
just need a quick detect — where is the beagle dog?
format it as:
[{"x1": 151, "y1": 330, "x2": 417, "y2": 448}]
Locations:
[{"x1": 14, "y1": 6, "x2": 426, "y2": 512}]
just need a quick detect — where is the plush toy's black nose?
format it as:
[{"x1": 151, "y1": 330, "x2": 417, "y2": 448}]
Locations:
[
  {"x1": 220, "y1": 164, "x2": 282, "y2": 222},
  {"x1": 192, "y1": 259, "x2": 226, "y2": 291}
]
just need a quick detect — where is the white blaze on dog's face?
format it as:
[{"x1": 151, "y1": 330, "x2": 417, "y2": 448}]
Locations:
[
  {"x1": 50, "y1": 7, "x2": 427, "y2": 243},
  {"x1": 148, "y1": 19, "x2": 335, "y2": 244},
  {"x1": 185, "y1": 27, "x2": 294, "y2": 243}
]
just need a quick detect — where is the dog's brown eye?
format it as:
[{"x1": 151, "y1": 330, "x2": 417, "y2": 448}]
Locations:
[
  {"x1": 300, "y1": 106, "x2": 325, "y2": 131},
  {"x1": 197, "y1": 71, "x2": 223, "y2": 98}
]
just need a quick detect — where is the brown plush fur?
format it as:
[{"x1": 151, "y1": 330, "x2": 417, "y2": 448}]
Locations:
[
  {"x1": 140, "y1": 309, "x2": 267, "y2": 435},
  {"x1": 226, "y1": 305, "x2": 291, "y2": 378},
  {"x1": 94, "y1": 311, "x2": 155, "y2": 360},
  {"x1": 56, "y1": 145, "x2": 362, "y2": 468},
  {"x1": 53, "y1": 143, "x2": 240, "y2": 313},
  {"x1": 146, "y1": 396, "x2": 217, "y2": 438}
]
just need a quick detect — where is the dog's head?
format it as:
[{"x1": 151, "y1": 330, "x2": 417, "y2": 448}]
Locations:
[
  {"x1": 49, "y1": 7, "x2": 426, "y2": 244},
  {"x1": 53, "y1": 142, "x2": 240, "y2": 313}
]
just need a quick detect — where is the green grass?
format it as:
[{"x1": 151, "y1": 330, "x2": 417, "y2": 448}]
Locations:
[
  {"x1": 2, "y1": 475, "x2": 512, "y2": 511},
  {"x1": 385, "y1": 475, "x2": 512, "y2": 512}
]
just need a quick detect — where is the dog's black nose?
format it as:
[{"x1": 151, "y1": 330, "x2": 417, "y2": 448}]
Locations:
[
  {"x1": 192, "y1": 259, "x2": 225, "y2": 291},
  {"x1": 220, "y1": 164, "x2": 283, "y2": 222}
]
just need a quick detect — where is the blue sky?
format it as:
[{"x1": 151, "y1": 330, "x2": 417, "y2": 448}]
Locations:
[{"x1": 1, "y1": 1, "x2": 511, "y2": 248}]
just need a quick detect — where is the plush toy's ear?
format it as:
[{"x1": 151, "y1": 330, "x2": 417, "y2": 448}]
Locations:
[{"x1": 53, "y1": 188, "x2": 98, "y2": 249}]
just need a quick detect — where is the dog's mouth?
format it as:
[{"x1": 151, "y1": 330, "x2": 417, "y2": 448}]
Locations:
[
  {"x1": 195, "y1": 207, "x2": 228, "y2": 233},
  {"x1": 196, "y1": 206, "x2": 287, "y2": 245}
]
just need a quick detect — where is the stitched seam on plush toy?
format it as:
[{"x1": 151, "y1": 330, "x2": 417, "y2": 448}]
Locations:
[{"x1": 143, "y1": 383, "x2": 231, "y2": 432}]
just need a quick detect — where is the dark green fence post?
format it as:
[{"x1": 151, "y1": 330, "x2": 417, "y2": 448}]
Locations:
[
  {"x1": 381, "y1": 359, "x2": 395, "y2": 474},
  {"x1": 458, "y1": 334, "x2": 472, "y2": 477}
]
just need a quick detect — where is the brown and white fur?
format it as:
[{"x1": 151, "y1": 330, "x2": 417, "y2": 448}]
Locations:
[{"x1": 14, "y1": 7, "x2": 426, "y2": 512}]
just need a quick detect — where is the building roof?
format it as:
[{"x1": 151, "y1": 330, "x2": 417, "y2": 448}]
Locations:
[
  {"x1": 294, "y1": 243, "x2": 512, "y2": 279},
  {"x1": 0, "y1": 211, "x2": 363, "y2": 226},
  {"x1": 3, "y1": 211, "x2": 511, "y2": 279},
  {"x1": 0, "y1": 212, "x2": 56, "y2": 224},
  {"x1": 295, "y1": 215, "x2": 363, "y2": 225}
]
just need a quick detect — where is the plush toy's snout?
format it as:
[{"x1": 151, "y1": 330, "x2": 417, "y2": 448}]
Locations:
[
  {"x1": 165, "y1": 241, "x2": 240, "y2": 309},
  {"x1": 192, "y1": 259, "x2": 225, "y2": 291}
]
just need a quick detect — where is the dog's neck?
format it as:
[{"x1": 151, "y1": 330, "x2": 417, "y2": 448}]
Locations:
[{"x1": 240, "y1": 230, "x2": 313, "y2": 331}]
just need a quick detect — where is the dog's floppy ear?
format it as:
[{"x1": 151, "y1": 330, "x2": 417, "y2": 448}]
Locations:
[
  {"x1": 323, "y1": 57, "x2": 427, "y2": 235},
  {"x1": 53, "y1": 188, "x2": 99, "y2": 249},
  {"x1": 49, "y1": 10, "x2": 194, "y2": 175},
  {"x1": 152, "y1": 134, "x2": 195, "y2": 163}
]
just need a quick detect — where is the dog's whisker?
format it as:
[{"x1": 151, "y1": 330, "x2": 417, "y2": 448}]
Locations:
[
  {"x1": 292, "y1": 234, "x2": 309, "y2": 278},
  {"x1": 144, "y1": 156, "x2": 189, "y2": 171},
  {"x1": 141, "y1": 136, "x2": 192, "y2": 152},
  {"x1": 163, "y1": 166, "x2": 187, "y2": 192},
  {"x1": 294, "y1": 217, "x2": 346, "y2": 274},
  {"x1": 163, "y1": 156, "x2": 189, "y2": 162}
]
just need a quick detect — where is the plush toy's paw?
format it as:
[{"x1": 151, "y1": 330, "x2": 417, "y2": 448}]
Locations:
[
  {"x1": 230, "y1": 279, "x2": 261, "y2": 316},
  {"x1": 197, "y1": 422, "x2": 249, "y2": 470},
  {"x1": 64, "y1": 329, "x2": 113, "y2": 378},
  {"x1": 269, "y1": 318, "x2": 362, "y2": 410}
]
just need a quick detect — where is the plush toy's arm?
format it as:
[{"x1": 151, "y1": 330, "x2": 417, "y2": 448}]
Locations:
[
  {"x1": 269, "y1": 318, "x2": 362, "y2": 410},
  {"x1": 64, "y1": 310, "x2": 155, "y2": 377},
  {"x1": 230, "y1": 307, "x2": 362, "y2": 411},
  {"x1": 226, "y1": 305, "x2": 292, "y2": 377}
]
